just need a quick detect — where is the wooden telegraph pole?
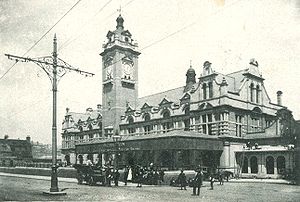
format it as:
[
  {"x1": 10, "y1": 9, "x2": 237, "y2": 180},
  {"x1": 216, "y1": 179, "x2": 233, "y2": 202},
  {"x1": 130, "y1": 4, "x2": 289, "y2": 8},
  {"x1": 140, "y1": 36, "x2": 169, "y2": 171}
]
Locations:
[{"x1": 5, "y1": 34, "x2": 94, "y2": 194}]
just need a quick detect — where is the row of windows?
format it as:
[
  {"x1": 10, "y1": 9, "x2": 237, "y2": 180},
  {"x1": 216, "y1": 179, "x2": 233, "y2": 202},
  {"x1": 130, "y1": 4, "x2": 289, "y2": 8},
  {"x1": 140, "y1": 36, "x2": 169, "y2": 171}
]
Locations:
[{"x1": 242, "y1": 156, "x2": 286, "y2": 174}]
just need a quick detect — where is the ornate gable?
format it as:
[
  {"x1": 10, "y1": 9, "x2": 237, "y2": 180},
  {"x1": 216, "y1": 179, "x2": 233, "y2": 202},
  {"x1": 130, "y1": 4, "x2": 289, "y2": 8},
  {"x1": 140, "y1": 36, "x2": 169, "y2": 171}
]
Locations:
[
  {"x1": 125, "y1": 106, "x2": 135, "y2": 116},
  {"x1": 141, "y1": 103, "x2": 153, "y2": 112},
  {"x1": 159, "y1": 98, "x2": 173, "y2": 108},
  {"x1": 180, "y1": 92, "x2": 191, "y2": 105}
]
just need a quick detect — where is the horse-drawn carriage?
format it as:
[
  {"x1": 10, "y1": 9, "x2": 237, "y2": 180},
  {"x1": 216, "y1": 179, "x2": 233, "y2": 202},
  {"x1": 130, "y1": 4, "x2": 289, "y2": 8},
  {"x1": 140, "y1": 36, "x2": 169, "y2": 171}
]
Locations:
[{"x1": 73, "y1": 164, "x2": 106, "y2": 186}]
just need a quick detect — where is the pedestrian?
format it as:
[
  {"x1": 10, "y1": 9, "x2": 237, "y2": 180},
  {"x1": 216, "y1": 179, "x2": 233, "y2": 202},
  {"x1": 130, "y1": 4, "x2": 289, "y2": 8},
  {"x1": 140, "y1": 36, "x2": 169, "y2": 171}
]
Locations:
[
  {"x1": 159, "y1": 169, "x2": 165, "y2": 185},
  {"x1": 219, "y1": 172, "x2": 224, "y2": 185},
  {"x1": 136, "y1": 168, "x2": 143, "y2": 187},
  {"x1": 124, "y1": 166, "x2": 129, "y2": 185},
  {"x1": 105, "y1": 167, "x2": 112, "y2": 187},
  {"x1": 127, "y1": 166, "x2": 133, "y2": 182},
  {"x1": 114, "y1": 169, "x2": 120, "y2": 186},
  {"x1": 209, "y1": 174, "x2": 215, "y2": 190},
  {"x1": 177, "y1": 170, "x2": 187, "y2": 190},
  {"x1": 154, "y1": 170, "x2": 159, "y2": 185},
  {"x1": 192, "y1": 170, "x2": 203, "y2": 196}
]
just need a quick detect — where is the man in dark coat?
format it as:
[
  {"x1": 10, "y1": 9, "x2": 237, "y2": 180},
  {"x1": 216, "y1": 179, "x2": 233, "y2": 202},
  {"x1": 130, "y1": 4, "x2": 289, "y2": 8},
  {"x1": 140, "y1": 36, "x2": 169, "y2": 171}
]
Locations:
[
  {"x1": 192, "y1": 170, "x2": 203, "y2": 196},
  {"x1": 124, "y1": 166, "x2": 129, "y2": 185},
  {"x1": 177, "y1": 170, "x2": 187, "y2": 190},
  {"x1": 114, "y1": 169, "x2": 120, "y2": 186}
]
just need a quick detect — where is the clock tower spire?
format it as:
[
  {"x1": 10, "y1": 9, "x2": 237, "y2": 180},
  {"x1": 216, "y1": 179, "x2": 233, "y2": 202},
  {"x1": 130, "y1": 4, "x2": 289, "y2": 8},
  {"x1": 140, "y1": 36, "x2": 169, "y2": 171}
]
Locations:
[{"x1": 100, "y1": 15, "x2": 140, "y2": 137}]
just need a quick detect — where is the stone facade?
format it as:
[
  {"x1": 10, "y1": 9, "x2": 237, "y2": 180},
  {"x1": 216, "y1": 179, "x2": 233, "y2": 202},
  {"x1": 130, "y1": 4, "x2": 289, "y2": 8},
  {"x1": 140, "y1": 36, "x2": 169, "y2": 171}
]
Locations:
[{"x1": 61, "y1": 15, "x2": 298, "y2": 178}]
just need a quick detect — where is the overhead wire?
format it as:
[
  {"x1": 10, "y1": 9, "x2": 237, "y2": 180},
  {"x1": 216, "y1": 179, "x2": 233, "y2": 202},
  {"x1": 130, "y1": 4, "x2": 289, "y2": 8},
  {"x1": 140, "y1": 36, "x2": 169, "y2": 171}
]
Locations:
[
  {"x1": 4, "y1": 0, "x2": 241, "y2": 122},
  {"x1": 58, "y1": 0, "x2": 136, "y2": 52},
  {"x1": 0, "y1": 0, "x2": 83, "y2": 82}
]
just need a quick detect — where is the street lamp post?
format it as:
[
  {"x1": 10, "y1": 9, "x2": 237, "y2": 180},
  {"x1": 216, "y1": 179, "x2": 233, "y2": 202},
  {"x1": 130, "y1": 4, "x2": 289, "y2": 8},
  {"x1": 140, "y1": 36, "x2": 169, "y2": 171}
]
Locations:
[
  {"x1": 112, "y1": 134, "x2": 122, "y2": 169},
  {"x1": 5, "y1": 35, "x2": 94, "y2": 195}
]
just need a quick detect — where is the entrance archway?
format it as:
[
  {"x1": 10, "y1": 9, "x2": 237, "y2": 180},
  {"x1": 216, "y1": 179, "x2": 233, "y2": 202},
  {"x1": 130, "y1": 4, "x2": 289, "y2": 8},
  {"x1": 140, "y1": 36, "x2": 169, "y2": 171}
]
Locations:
[
  {"x1": 266, "y1": 156, "x2": 274, "y2": 174},
  {"x1": 250, "y1": 156, "x2": 258, "y2": 173},
  {"x1": 242, "y1": 156, "x2": 248, "y2": 173},
  {"x1": 277, "y1": 156, "x2": 285, "y2": 174}
]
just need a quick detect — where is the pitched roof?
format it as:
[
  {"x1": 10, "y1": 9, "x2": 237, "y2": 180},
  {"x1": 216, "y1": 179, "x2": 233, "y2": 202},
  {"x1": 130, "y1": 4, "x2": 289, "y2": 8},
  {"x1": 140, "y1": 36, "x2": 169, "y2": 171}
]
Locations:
[{"x1": 138, "y1": 86, "x2": 185, "y2": 109}]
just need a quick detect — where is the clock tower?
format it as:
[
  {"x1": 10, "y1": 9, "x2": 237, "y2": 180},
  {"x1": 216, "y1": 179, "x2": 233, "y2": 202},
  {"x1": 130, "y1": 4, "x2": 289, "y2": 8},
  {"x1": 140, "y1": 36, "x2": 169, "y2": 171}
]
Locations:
[{"x1": 100, "y1": 15, "x2": 140, "y2": 136}]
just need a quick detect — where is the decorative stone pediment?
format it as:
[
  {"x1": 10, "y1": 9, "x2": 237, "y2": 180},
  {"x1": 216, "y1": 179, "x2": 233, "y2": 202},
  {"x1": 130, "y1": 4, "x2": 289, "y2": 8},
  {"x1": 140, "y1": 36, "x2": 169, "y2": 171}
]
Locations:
[
  {"x1": 159, "y1": 98, "x2": 173, "y2": 108},
  {"x1": 198, "y1": 102, "x2": 213, "y2": 110},
  {"x1": 180, "y1": 93, "x2": 191, "y2": 105},
  {"x1": 141, "y1": 103, "x2": 153, "y2": 112},
  {"x1": 125, "y1": 106, "x2": 135, "y2": 116}
]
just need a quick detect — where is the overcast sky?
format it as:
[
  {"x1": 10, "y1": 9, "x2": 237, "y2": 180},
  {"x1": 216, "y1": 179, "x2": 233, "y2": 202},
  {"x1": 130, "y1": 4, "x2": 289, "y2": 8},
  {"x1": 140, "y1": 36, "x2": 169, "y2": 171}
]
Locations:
[{"x1": 1, "y1": 0, "x2": 300, "y2": 144}]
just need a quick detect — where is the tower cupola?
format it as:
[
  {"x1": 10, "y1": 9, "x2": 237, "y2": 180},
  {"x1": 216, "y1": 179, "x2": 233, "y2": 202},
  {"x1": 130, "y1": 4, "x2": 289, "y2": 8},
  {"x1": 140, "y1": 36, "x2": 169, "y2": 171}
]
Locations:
[
  {"x1": 116, "y1": 14, "x2": 124, "y2": 30},
  {"x1": 184, "y1": 63, "x2": 196, "y2": 92}
]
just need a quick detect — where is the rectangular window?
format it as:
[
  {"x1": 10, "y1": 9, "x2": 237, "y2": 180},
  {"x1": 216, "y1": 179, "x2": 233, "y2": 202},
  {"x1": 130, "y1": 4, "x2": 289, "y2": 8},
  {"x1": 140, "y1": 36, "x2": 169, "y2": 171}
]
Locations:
[{"x1": 235, "y1": 115, "x2": 243, "y2": 137}]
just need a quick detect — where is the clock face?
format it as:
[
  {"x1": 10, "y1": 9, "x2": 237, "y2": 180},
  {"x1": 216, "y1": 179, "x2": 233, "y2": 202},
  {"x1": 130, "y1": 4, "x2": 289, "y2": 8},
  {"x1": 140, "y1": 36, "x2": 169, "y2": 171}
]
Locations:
[{"x1": 123, "y1": 63, "x2": 132, "y2": 76}]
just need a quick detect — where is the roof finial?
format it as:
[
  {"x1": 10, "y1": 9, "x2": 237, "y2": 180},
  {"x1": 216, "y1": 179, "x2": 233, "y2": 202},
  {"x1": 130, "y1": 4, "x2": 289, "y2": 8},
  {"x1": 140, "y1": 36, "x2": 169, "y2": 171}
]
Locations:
[
  {"x1": 117, "y1": 5, "x2": 122, "y2": 15},
  {"x1": 190, "y1": 60, "x2": 192, "y2": 68}
]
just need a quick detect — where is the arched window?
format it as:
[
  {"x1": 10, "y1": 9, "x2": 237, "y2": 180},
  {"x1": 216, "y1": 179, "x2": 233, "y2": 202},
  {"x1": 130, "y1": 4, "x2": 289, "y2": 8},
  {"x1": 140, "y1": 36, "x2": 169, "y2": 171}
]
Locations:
[
  {"x1": 88, "y1": 124, "x2": 93, "y2": 130},
  {"x1": 162, "y1": 110, "x2": 172, "y2": 133},
  {"x1": 256, "y1": 85, "x2": 260, "y2": 103},
  {"x1": 242, "y1": 156, "x2": 248, "y2": 173},
  {"x1": 250, "y1": 83, "x2": 254, "y2": 102},
  {"x1": 250, "y1": 156, "x2": 258, "y2": 173},
  {"x1": 144, "y1": 113, "x2": 151, "y2": 122},
  {"x1": 128, "y1": 116, "x2": 135, "y2": 134},
  {"x1": 162, "y1": 110, "x2": 170, "y2": 119},
  {"x1": 203, "y1": 83, "x2": 207, "y2": 100},
  {"x1": 277, "y1": 156, "x2": 285, "y2": 174},
  {"x1": 144, "y1": 113, "x2": 152, "y2": 135},
  {"x1": 79, "y1": 126, "x2": 83, "y2": 132},
  {"x1": 266, "y1": 156, "x2": 274, "y2": 174}
]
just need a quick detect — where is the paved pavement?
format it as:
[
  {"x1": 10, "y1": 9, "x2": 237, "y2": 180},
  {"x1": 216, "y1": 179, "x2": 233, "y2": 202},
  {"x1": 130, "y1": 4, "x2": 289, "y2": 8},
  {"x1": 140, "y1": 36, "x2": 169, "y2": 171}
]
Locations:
[
  {"x1": 0, "y1": 172, "x2": 293, "y2": 185},
  {"x1": 0, "y1": 172, "x2": 299, "y2": 201}
]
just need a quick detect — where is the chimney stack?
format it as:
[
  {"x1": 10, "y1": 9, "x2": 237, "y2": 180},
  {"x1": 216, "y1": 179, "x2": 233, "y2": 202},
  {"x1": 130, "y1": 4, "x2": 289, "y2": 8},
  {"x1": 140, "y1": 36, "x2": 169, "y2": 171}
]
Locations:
[
  {"x1": 26, "y1": 136, "x2": 31, "y2": 142},
  {"x1": 277, "y1": 91, "x2": 283, "y2": 105},
  {"x1": 4, "y1": 135, "x2": 8, "y2": 139}
]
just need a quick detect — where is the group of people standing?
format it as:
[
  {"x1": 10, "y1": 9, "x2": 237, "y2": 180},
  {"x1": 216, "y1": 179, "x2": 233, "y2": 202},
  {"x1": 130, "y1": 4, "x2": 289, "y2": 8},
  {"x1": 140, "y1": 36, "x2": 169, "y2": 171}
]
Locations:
[
  {"x1": 176, "y1": 169, "x2": 203, "y2": 196},
  {"x1": 123, "y1": 164, "x2": 165, "y2": 187},
  {"x1": 176, "y1": 168, "x2": 227, "y2": 196}
]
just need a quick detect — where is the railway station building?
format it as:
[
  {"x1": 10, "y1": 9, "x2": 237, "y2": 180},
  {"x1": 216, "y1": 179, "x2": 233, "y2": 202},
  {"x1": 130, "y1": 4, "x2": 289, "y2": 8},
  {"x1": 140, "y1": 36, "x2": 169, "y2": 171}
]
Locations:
[{"x1": 61, "y1": 15, "x2": 299, "y2": 178}]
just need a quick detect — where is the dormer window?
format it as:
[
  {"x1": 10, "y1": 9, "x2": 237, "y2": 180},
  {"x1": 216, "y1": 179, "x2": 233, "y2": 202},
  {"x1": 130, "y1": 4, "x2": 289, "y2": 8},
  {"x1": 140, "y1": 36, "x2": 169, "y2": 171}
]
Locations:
[
  {"x1": 125, "y1": 37, "x2": 129, "y2": 42},
  {"x1": 127, "y1": 116, "x2": 135, "y2": 134}
]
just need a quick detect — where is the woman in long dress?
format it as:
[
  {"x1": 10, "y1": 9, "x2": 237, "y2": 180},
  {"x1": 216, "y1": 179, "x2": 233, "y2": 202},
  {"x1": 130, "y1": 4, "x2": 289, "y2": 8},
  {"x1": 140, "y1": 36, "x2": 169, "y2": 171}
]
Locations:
[{"x1": 127, "y1": 166, "x2": 133, "y2": 182}]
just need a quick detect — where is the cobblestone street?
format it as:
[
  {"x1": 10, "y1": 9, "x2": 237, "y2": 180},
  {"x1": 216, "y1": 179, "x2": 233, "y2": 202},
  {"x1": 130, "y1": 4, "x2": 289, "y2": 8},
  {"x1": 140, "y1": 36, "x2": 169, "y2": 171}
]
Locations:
[{"x1": 0, "y1": 175, "x2": 299, "y2": 201}]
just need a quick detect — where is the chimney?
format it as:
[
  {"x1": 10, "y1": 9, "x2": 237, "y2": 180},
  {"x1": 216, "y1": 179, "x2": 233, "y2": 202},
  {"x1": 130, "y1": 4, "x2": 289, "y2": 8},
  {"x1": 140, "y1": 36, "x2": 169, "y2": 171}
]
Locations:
[
  {"x1": 277, "y1": 91, "x2": 283, "y2": 105},
  {"x1": 66, "y1": 107, "x2": 70, "y2": 114},
  {"x1": 4, "y1": 135, "x2": 8, "y2": 139},
  {"x1": 26, "y1": 136, "x2": 31, "y2": 142}
]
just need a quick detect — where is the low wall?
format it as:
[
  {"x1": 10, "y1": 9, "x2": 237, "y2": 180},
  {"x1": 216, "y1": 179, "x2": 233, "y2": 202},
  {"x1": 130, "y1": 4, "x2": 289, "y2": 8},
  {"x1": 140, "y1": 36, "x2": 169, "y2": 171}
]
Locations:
[
  {"x1": 0, "y1": 166, "x2": 77, "y2": 178},
  {"x1": 0, "y1": 166, "x2": 197, "y2": 185}
]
